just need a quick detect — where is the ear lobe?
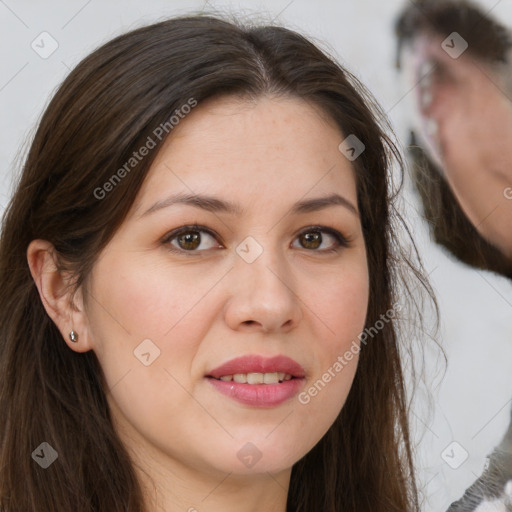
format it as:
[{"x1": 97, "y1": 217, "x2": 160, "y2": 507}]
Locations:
[{"x1": 27, "y1": 239, "x2": 91, "y2": 353}]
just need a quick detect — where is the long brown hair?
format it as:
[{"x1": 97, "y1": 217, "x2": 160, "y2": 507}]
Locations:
[{"x1": 0, "y1": 14, "x2": 432, "y2": 511}]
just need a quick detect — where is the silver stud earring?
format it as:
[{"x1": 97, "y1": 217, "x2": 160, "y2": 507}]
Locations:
[{"x1": 69, "y1": 330, "x2": 79, "y2": 343}]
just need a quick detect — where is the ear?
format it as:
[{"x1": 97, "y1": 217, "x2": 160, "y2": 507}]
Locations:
[{"x1": 27, "y1": 239, "x2": 93, "y2": 353}]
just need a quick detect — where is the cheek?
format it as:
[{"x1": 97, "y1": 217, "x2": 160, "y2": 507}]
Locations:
[
  {"x1": 87, "y1": 254, "x2": 227, "y2": 396},
  {"x1": 91, "y1": 254, "x2": 224, "y2": 340},
  {"x1": 298, "y1": 258, "x2": 368, "y2": 410},
  {"x1": 323, "y1": 278, "x2": 368, "y2": 339},
  {"x1": 88, "y1": 256, "x2": 223, "y2": 442},
  {"x1": 311, "y1": 259, "x2": 369, "y2": 355}
]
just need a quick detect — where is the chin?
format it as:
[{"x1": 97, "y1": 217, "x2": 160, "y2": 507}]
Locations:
[{"x1": 204, "y1": 435, "x2": 312, "y2": 476}]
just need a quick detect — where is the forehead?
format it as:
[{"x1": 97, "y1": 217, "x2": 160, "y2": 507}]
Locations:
[{"x1": 130, "y1": 95, "x2": 358, "y2": 217}]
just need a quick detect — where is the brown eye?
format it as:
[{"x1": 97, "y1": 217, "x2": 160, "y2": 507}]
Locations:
[
  {"x1": 293, "y1": 227, "x2": 350, "y2": 252},
  {"x1": 177, "y1": 231, "x2": 201, "y2": 250},
  {"x1": 164, "y1": 225, "x2": 221, "y2": 254},
  {"x1": 299, "y1": 231, "x2": 322, "y2": 249}
]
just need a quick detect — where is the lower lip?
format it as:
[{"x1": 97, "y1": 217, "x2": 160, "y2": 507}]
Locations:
[{"x1": 207, "y1": 377, "x2": 304, "y2": 407}]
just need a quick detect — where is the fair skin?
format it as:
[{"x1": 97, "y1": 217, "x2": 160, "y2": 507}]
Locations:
[
  {"x1": 27, "y1": 96, "x2": 369, "y2": 512},
  {"x1": 404, "y1": 32, "x2": 512, "y2": 258}
]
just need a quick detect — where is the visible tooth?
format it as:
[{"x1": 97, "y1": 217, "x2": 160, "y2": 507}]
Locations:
[
  {"x1": 263, "y1": 372, "x2": 279, "y2": 384},
  {"x1": 226, "y1": 372, "x2": 293, "y2": 384},
  {"x1": 247, "y1": 372, "x2": 264, "y2": 384}
]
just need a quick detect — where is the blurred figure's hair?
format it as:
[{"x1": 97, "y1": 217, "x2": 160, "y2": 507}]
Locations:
[
  {"x1": 408, "y1": 132, "x2": 512, "y2": 277},
  {"x1": 395, "y1": 0, "x2": 511, "y2": 68}
]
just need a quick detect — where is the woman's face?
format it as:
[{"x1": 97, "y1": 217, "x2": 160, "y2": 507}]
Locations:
[{"x1": 82, "y1": 95, "x2": 369, "y2": 479}]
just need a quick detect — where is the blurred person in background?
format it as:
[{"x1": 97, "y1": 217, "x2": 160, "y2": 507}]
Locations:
[{"x1": 395, "y1": 0, "x2": 512, "y2": 510}]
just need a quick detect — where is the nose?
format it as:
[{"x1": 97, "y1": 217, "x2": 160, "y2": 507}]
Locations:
[{"x1": 223, "y1": 243, "x2": 303, "y2": 334}]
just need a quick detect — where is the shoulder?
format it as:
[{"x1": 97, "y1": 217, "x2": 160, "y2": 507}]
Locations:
[{"x1": 447, "y1": 447, "x2": 512, "y2": 511}]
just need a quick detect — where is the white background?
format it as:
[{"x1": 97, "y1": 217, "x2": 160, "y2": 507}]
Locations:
[{"x1": 1, "y1": 1, "x2": 512, "y2": 510}]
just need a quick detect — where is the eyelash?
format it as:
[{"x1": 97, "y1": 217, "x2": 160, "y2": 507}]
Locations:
[{"x1": 161, "y1": 223, "x2": 351, "y2": 256}]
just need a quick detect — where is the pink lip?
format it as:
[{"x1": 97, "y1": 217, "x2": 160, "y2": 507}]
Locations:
[{"x1": 206, "y1": 355, "x2": 306, "y2": 407}]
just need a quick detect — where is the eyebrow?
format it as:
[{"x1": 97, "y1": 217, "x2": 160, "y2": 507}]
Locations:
[{"x1": 139, "y1": 192, "x2": 358, "y2": 218}]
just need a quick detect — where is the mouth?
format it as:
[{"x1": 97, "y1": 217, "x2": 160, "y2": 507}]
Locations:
[
  {"x1": 206, "y1": 355, "x2": 306, "y2": 407},
  {"x1": 209, "y1": 372, "x2": 295, "y2": 384}
]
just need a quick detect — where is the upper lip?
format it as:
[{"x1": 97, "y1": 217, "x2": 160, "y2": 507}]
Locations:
[{"x1": 207, "y1": 355, "x2": 306, "y2": 379}]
